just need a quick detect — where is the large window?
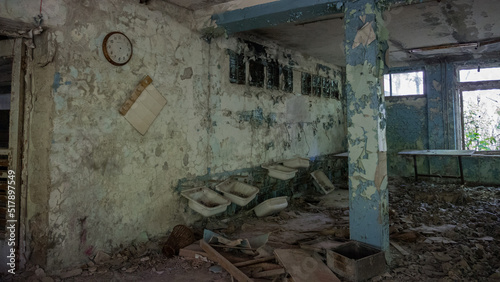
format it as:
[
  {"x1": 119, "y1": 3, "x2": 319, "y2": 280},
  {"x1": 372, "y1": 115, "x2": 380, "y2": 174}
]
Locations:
[
  {"x1": 459, "y1": 67, "x2": 500, "y2": 150},
  {"x1": 460, "y1": 67, "x2": 500, "y2": 82},
  {"x1": 384, "y1": 71, "x2": 424, "y2": 96}
]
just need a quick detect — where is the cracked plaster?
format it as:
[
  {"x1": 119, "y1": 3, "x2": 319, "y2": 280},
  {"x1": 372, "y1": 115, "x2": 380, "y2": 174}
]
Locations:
[{"x1": 2, "y1": 0, "x2": 346, "y2": 270}]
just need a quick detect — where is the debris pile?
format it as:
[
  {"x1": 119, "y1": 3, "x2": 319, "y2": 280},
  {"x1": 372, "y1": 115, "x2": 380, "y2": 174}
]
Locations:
[
  {"x1": 382, "y1": 181, "x2": 500, "y2": 281},
  {"x1": 4, "y1": 180, "x2": 499, "y2": 281}
]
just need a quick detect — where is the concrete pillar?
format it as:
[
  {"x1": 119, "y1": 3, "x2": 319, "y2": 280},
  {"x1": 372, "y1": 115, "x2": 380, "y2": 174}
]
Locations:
[{"x1": 343, "y1": 0, "x2": 389, "y2": 252}]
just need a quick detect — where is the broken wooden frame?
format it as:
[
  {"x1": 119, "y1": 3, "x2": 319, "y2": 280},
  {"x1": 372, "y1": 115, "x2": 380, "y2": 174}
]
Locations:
[
  {"x1": 200, "y1": 239, "x2": 254, "y2": 282},
  {"x1": 0, "y1": 38, "x2": 26, "y2": 273}
]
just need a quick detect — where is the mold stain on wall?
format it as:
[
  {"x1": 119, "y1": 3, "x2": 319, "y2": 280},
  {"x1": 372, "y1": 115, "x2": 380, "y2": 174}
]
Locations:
[{"x1": 1, "y1": 0, "x2": 347, "y2": 270}]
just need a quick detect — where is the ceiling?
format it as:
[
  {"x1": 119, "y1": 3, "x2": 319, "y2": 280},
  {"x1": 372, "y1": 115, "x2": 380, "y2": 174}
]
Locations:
[{"x1": 165, "y1": 0, "x2": 500, "y2": 66}]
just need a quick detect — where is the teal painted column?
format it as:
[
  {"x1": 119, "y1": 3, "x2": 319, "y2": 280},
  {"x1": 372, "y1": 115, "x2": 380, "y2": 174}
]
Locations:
[{"x1": 344, "y1": 0, "x2": 389, "y2": 253}]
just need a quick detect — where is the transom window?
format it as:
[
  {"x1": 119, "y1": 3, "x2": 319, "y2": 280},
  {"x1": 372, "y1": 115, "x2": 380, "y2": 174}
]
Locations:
[{"x1": 384, "y1": 71, "x2": 424, "y2": 96}]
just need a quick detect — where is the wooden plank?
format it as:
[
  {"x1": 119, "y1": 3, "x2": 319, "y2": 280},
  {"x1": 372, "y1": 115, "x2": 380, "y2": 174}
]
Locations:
[
  {"x1": 179, "y1": 242, "x2": 209, "y2": 258},
  {"x1": 200, "y1": 240, "x2": 253, "y2": 282},
  {"x1": 390, "y1": 241, "x2": 409, "y2": 256},
  {"x1": 234, "y1": 256, "x2": 275, "y2": 267},
  {"x1": 240, "y1": 263, "x2": 282, "y2": 271},
  {"x1": 274, "y1": 249, "x2": 340, "y2": 282},
  {"x1": 0, "y1": 149, "x2": 9, "y2": 156},
  {"x1": 178, "y1": 247, "x2": 209, "y2": 259},
  {"x1": 299, "y1": 240, "x2": 344, "y2": 253},
  {"x1": 180, "y1": 242, "x2": 251, "y2": 263},
  {"x1": 253, "y1": 268, "x2": 285, "y2": 278}
]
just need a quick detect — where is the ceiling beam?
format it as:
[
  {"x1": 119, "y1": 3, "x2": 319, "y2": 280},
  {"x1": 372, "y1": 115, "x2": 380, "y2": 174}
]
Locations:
[
  {"x1": 212, "y1": 0, "x2": 344, "y2": 35},
  {"x1": 210, "y1": 0, "x2": 432, "y2": 35}
]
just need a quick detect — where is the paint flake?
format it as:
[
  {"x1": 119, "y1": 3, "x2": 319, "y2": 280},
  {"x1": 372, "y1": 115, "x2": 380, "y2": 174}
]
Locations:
[{"x1": 353, "y1": 22, "x2": 376, "y2": 49}]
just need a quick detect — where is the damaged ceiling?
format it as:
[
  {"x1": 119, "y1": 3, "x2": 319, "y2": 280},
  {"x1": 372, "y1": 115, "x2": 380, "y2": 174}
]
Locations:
[
  {"x1": 242, "y1": 0, "x2": 500, "y2": 66},
  {"x1": 167, "y1": 0, "x2": 500, "y2": 66}
]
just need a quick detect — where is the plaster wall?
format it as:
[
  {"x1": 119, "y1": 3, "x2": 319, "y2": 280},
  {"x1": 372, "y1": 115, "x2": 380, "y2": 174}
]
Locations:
[
  {"x1": 1, "y1": 0, "x2": 346, "y2": 270},
  {"x1": 386, "y1": 62, "x2": 500, "y2": 185},
  {"x1": 208, "y1": 38, "x2": 345, "y2": 173},
  {"x1": 386, "y1": 96, "x2": 428, "y2": 177}
]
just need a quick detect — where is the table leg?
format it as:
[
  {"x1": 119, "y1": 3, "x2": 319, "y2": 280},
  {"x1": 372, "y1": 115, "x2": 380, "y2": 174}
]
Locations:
[
  {"x1": 413, "y1": 155, "x2": 418, "y2": 182},
  {"x1": 458, "y1": 156, "x2": 464, "y2": 184}
]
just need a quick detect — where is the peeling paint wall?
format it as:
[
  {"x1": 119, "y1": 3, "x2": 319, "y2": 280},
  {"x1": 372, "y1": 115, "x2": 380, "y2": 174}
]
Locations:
[
  {"x1": 386, "y1": 61, "x2": 500, "y2": 185},
  {"x1": 386, "y1": 96, "x2": 428, "y2": 177},
  {"x1": 344, "y1": 0, "x2": 389, "y2": 252},
  {"x1": 208, "y1": 38, "x2": 345, "y2": 172},
  {"x1": 1, "y1": 0, "x2": 346, "y2": 271}
]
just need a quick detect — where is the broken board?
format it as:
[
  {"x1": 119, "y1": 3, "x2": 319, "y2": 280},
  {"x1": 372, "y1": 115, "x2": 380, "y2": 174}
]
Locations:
[
  {"x1": 200, "y1": 240, "x2": 253, "y2": 282},
  {"x1": 119, "y1": 75, "x2": 167, "y2": 135},
  {"x1": 299, "y1": 239, "x2": 345, "y2": 253},
  {"x1": 274, "y1": 249, "x2": 340, "y2": 282}
]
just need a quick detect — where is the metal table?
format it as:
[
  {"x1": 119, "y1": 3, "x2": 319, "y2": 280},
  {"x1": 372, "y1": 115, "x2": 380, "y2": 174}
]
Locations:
[{"x1": 398, "y1": 150, "x2": 475, "y2": 184}]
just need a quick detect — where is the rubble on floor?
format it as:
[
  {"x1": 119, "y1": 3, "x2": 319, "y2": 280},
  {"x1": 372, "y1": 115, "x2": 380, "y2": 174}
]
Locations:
[
  {"x1": 381, "y1": 180, "x2": 500, "y2": 282},
  {"x1": 3, "y1": 180, "x2": 499, "y2": 281}
]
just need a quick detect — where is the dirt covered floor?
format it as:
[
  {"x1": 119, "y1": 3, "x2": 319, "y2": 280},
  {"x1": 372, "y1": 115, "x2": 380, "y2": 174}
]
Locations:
[
  {"x1": 384, "y1": 180, "x2": 500, "y2": 281},
  {"x1": 3, "y1": 180, "x2": 500, "y2": 281}
]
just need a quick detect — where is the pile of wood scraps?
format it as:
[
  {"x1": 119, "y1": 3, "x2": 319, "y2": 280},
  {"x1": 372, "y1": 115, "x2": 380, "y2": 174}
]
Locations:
[{"x1": 178, "y1": 229, "x2": 341, "y2": 281}]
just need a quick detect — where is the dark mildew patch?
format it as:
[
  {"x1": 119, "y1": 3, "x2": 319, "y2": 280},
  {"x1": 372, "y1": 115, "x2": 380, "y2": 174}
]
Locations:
[
  {"x1": 441, "y1": 2, "x2": 478, "y2": 42},
  {"x1": 422, "y1": 12, "x2": 441, "y2": 27}
]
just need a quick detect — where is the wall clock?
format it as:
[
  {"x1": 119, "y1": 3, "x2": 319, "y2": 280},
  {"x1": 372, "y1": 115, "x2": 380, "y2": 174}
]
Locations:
[{"x1": 102, "y1": 32, "x2": 133, "y2": 66}]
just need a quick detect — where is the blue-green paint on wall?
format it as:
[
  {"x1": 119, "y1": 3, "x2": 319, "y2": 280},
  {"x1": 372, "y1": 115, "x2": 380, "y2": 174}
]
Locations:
[
  {"x1": 213, "y1": 0, "x2": 344, "y2": 35},
  {"x1": 344, "y1": 0, "x2": 389, "y2": 253},
  {"x1": 386, "y1": 97, "x2": 428, "y2": 177},
  {"x1": 237, "y1": 107, "x2": 277, "y2": 128},
  {"x1": 386, "y1": 61, "x2": 500, "y2": 185},
  {"x1": 53, "y1": 72, "x2": 62, "y2": 92},
  {"x1": 387, "y1": 103, "x2": 426, "y2": 144}
]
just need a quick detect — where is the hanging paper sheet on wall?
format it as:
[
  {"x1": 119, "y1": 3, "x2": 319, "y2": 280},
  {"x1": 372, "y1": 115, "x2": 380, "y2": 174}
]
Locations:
[{"x1": 119, "y1": 75, "x2": 166, "y2": 135}]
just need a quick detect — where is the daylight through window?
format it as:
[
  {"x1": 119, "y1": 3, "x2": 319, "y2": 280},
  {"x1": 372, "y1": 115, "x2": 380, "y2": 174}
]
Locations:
[
  {"x1": 384, "y1": 71, "x2": 424, "y2": 96},
  {"x1": 459, "y1": 67, "x2": 500, "y2": 151}
]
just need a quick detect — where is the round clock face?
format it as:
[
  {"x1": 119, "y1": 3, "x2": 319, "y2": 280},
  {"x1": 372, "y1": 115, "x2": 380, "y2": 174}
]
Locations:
[{"x1": 103, "y1": 32, "x2": 133, "y2": 66}]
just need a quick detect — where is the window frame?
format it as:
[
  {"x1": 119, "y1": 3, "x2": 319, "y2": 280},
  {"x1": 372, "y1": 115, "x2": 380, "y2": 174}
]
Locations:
[
  {"x1": 383, "y1": 68, "x2": 426, "y2": 98},
  {"x1": 457, "y1": 64, "x2": 500, "y2": 150}
]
